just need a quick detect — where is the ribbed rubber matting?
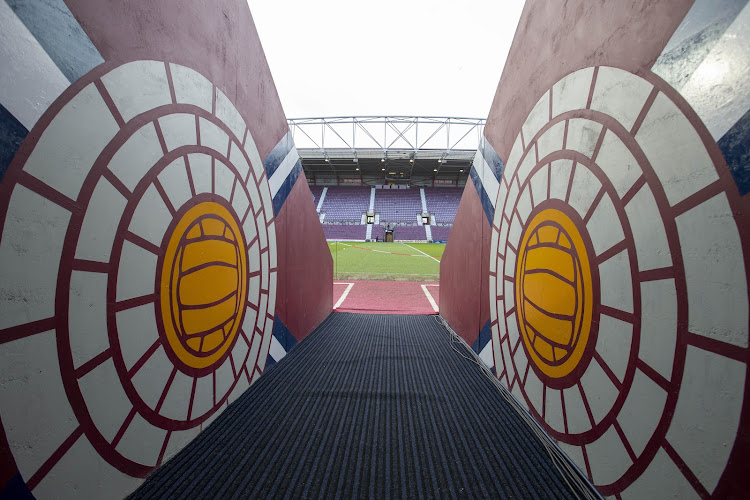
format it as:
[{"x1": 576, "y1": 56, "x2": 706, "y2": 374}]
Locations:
[{"x1": 131, "y1": 313, "x2": 578, "y2": 499}]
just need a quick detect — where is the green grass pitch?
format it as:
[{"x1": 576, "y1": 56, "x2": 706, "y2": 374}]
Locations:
[{"x1": 327, "y1": 241, "x2": 445, "y2": 281}]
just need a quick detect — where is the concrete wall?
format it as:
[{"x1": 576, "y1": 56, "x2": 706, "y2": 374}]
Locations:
[
  {"x1": 442, "y1": 0, "x2": 750, "y2": 497},
  {"x1": 0, "y1": 0, "x2": 331, "y2": 497}
]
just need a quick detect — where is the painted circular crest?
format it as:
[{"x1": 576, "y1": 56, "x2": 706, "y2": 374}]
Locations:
[
  {"x1": 0, "y1": 60, "x2": 278, "y2": 479},
  {"x1": 158, "y1": 201, "x2": 248, "y2": 371},
  {"x1": 488, "y1": 66, "x2": 749, "y2": 496},
  {"x1": 515, "y1": 205, "x2": 596, "y2": 382}
]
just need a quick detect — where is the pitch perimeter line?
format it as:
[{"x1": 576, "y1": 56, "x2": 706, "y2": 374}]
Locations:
[
  {"x1": 402, "y1": 243, "x2": 440, "y2": 262},
  {"x1": 334, "y1": 282, "x2": 355, "y2": 309},
  {"x1": 421, "y1": 284, "x2": 439, "y2": 312}
]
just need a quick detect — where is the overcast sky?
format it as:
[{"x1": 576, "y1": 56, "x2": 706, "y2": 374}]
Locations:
[{"x1": 247, "y1": 0, "x2": 525, "y2": 119}]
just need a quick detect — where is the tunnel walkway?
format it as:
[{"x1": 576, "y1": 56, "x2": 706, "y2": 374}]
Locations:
[{"x1": 131, "y1": 313, "x2": 594, "y2": 499}]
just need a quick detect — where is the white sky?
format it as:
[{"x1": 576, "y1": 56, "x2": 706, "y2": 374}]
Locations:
[{"x1": 247, "y1": 0, "x2": 525, "y2": 119}]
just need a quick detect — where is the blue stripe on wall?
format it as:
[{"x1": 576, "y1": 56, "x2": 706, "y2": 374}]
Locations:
[
  {"x1": 271, "y1": 159, "x2": 302, "y2": 216},
  {"x1": 6, "y1": 0, "x2": 104, "y2": 83},
  {"x1": 718, "y1": 107, "x2": 750, "y2": 196},
  {"x1": 272, "y1": 315, "x2": 298, "y2": 353},
  {"x1": 265, "y1": 353, "x2": 276, "y2": 369},
  {"x1": 0, "y1": 103, "x2": 28, "y2": 183},
  {"x1": 469, "y1": 164, "x2": 495, "y2": 225},
  {"x1": 263, "y1": 131, "x2": 294, "y2": 178},
  {"x1": 0, "y1": 473, "x2": 33, "y2": 500},
  {"x1": 471, "y1": 137, "x2": 505, "y2": 225},
  {"x1": 480, "y1": 138, "x2": 505, "y2": 180},
  {"x1": 265, "y1": 316, "x2": 298, "y2": 370},
  {"x1": 652, "y1": 0, "x2": 749, "y2": 91},
  {"x1": 471, "y1": 319, "x2": 493, "y2": 355}
]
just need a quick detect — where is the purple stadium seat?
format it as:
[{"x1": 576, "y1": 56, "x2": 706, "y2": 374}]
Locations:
[
  {"x1": 309, "y1": 186, "x2": 324, "y2": 206},
  {"x1": 430, "y1": 225, "x2": 452, "y2": 241},
  {"x1": 320, "y1": 186, "x2": 371, "y2": 222},
  {"x1": 423, "y1": 187, "x2": 462, "y2": 224},
  {"x1": 374, "y1": 188, "x2": 422, "y2": 224},
  {"x1": 393, "y1": 225, "x2": 427, "y2": 241},
  {"x1": 321, "y1": 224, "x2": 368, "y2": 240}
]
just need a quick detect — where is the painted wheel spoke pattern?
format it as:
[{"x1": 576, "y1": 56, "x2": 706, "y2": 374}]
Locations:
[
  {"x1": 125, "y1": 231, "x2": 161, "y2": 255},
  {"x1": 126, "y1": 339, "x2": 162, "y2": 379},
  {"x1": 592, "y1": 351, "x2": 623, "y2": 391},
  {"x1": 577, "y1": 382, "x2": 596, "y2": 428},
  {"x1": 73, "y1": 348, "x2": 114, "y2": 379},
  {"x1": 72, "y1": 258, "x2": 110, "y2": 273},
  {"x1": 488, "y1": 66, "x2": 749, "y2": 497},
  {"x1": 0, "y1": 61, "x2": 278, "y2": 488},
  {"x1": 115, "y1": 294, "x2": 156, "y2": 312}
]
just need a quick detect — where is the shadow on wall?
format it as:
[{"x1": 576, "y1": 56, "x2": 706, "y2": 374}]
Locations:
[
  {"x1": 440, "y1": 0, "x2": 750, "y2": 497},
  {"x1": 0, "y1": 0, "x2": 331, "y2": 498}
]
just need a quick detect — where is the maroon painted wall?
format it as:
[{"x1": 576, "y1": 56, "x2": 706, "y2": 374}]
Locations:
[
  {"x1": 484, "y1": 0, "x2": 693, "y2": 161},
  {"x1": 0, "y1": 0, "x2": 332, "y2": 496},
  {"x1": 276, "y1": 171, "x2": 333, "y2": 340},
  {"x1": 67, "y1": 0, "x2": 332, "y2": 344},
  {"x1": 0, "y1": 418, "x2": 15, "y2": 493},
  {"x1": 463, "y1": 0, "x2": 750, "y2": 497},
  {"x1": 439, "y1": 177, "x2": 490, "y2": 345},
  {"x1": 66, "y1": 0, "x2": 287, "y2": 160}
]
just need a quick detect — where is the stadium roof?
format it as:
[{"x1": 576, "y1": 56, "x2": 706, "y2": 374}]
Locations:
[{"x1": 289, "y1": 116, "x2": 484, "y2": 182}]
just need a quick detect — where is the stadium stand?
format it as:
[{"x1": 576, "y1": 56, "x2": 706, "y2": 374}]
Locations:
[
  {"x1": 393, "y1": 225, "x2": 427, "y2": 241},
  {"x1": 319, "y1": 186, "x2": 370, "y2": 222},
  {"x1": 371, "y1": 224, "x2": 385, "y2": 241},
  {"x1": 374, "y1": 188, "x2": 422, "y2": 223},
  {"x1": 309, "y1": 186, "x2": 324, "y2": 206},
  {"x1": 430, "y1": 225, "x2": 452, "y2": 241},
  {"x1": 322, "y1": 224, "x2": 368, "y2": 240},
  {"x1": 423, "y1": 187, "x2": 462, "y2": 224},
  {"x1": 315, "y1": 186, "x2": 463, "y2": 241}
]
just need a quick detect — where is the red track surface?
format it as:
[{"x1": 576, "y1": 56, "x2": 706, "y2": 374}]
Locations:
[{"x1": 333, "y1": 281, "x2": 440, "y2": 315}]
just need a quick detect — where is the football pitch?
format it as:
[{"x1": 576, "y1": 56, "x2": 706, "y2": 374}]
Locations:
[{"x1": 328, "y1": 241, "x2": 445, "y2": 281}]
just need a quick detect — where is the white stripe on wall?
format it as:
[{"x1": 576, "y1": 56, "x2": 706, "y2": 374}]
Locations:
[
  {"x1": 0, "y1": 0, "x2": 70, "y2": 130},
  {"x1": 268, "y1": 147, "x2": 300, "y2": 197},
  {"x1": 269, "y1": 335, "x2": 287, "y2": 363},
  {"x1": 479, "y1": 339, "x2": 494, "y2": 369},
  {"x1": 317, "y1": 186, "x2": 328, "y2": 211},
  {"x1": 473, "y1": 151, "x2": 500, "y2": 208},
  {"x1": 674, "y1": 2, "x2": 750, "y2": 140}
]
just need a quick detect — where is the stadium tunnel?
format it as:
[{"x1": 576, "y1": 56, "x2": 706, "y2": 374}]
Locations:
[{"x1": 0, "y1": 0, "x2": 748, "y2": 498}]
